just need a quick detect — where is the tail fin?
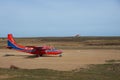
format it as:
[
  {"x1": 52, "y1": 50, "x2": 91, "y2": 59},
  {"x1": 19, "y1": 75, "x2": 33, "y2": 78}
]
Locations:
[
  {"x1": 7, "y1": 34, "x2": 16, "y2": 48},
  {"x1": 7, "y1": 34, "x2": 25, "y2": 50},
  {"x1": 8, "y1": 34, "x2": 16, "y2": 44}
]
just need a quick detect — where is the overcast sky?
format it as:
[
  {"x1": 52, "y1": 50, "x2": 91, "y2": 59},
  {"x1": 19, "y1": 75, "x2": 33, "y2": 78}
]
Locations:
[{"x1": 0, "y1": 0, "x2": 120, "y2": 37}]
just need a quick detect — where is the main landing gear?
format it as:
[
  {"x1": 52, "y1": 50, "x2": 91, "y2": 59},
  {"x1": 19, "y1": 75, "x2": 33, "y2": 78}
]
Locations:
[
  {"x1": 36, "y1": 54, "x2": 62, "y2": 57},
  {"x1": 36, "y1": 54, "x2": 43, "y2": 57}
]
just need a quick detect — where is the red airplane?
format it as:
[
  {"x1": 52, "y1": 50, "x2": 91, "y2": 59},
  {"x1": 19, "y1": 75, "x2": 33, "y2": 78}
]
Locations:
[{"x1": 7, "y1": 34, "x2": 62, "y2": 57}]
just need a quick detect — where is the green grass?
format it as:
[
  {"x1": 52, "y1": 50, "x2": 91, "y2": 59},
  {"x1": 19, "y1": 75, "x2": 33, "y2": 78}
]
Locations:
[
  {"x1": 0, "y1": 63, "x2": 120, "y2": 80},
  {"x1": 105, "y1": 59, "x2": 120, "y2": 63}
]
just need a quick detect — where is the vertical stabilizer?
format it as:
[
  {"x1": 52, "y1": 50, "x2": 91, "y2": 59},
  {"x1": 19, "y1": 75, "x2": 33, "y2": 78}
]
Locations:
[
  {"x1": 7, "y1": 34, "x2": 16, "y2": 49},
  {"x1": 7, "y1": 34, "x2": 25, "y2": 50},
  {"x1": 8, "y1": 34, "x2": 16, "y2": 44}
]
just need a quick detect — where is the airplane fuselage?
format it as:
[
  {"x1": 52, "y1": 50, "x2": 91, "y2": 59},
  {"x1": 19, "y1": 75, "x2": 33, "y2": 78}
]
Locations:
[{"x1": 7, "y1": 34, "x2": 62, "y2": 57}]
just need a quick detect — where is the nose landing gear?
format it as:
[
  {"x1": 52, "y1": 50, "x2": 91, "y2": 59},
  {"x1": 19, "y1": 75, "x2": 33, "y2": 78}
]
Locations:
[{"x1": 59, "y1": 54, "x2": 62, "y2": 57}]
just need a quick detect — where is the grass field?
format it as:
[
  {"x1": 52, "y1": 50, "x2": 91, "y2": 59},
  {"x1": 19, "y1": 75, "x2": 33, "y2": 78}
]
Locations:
[
  {"x1": 0, "y1": 36, "x2": 120, "y2": 80},
  {"x1": 0, "y1": 63, "x2": 120, "y2": 80}
]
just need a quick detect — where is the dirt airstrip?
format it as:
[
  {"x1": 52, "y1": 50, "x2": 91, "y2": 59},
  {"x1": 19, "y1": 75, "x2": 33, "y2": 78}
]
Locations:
[{"x1": 0, "y1": 49, "x2": 120, "y2": 71}]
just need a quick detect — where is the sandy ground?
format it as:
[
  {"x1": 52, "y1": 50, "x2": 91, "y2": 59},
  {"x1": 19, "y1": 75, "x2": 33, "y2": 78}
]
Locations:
[{"x1": 0, "y1": 49, "x2": 120, "y2": 71}]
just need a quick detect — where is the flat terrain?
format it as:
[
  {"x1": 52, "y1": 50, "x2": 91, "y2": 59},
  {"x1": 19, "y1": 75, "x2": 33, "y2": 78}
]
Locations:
[
  {"x1": 0, "y1": 49, "x2": 120, "y2": 71},
  {"x1": 0, "y1": 37, "x2": 120, "y2": 80},
  {"x1": 0, "y1": 37, "x2": 120, "y2": 71}
]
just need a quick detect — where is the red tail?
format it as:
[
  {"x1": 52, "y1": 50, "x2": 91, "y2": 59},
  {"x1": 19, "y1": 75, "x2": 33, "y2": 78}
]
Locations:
[
  {"x1": 7, "y1": 34, "x2": 25, "y2": 50},
  {"x1": 8, "y1": 34, "x2": 16, "y2": 44}
]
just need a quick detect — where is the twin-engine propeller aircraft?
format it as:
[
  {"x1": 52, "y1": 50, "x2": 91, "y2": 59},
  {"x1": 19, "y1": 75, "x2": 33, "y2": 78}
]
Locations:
[{"x1": 7, "y1": 34, "x2": 62, "y2": 57}]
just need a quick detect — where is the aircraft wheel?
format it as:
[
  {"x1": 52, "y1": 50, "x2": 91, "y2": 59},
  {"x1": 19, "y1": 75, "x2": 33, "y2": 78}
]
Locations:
[
  {"x1": 36, "y1": 54, "x2": 40, "y2": 57},
  {"x1": 36, "y1": 54, "x2": 42, "y2": 57},
  {"x1": 59, "y1": 54, "x2": 62, "y2": 57},
  {"x1": 40, "y1": 54, "x2": 43, "y2": 57}
]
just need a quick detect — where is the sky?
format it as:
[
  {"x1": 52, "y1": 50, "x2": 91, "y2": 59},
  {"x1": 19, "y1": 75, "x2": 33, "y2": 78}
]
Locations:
[{"x1": 0, "y1": 0, "x2": 120, "y2": 37}]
